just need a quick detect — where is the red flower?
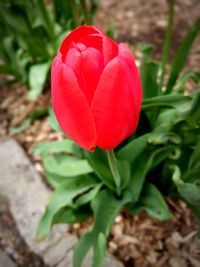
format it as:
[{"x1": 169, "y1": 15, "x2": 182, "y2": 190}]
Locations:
[{"x1": 51, "y1": 25, "x2": 142, "y2": 151}]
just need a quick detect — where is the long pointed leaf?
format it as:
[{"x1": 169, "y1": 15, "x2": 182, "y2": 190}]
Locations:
[
  {"x1": 165, "y1": 18, "x2": 200, "y2": 94},
  {"x1": 130, "y1": 183, "x2": 172, "y2": 221},
  {"x1": 117, "y1": 134, "x2": 150, "y2": 163},
  {"x1": 36, "y1": 175, "x2": 98, "y2": 239},
  {"x1": 142, "y1": 95, "x2": 192, "y2": 113},
  {"x1": 33, "y1": 139, "x2": 81, "y2": 157},
  {"x1": 28, "y1": 62, "x2": 50, "y2": 100},
  {"x1": 85, "y1": 148, "x2": 115, "y2": 190},
  {"x1": 73, "y1": 189, "x2": 132, "y2": 267},
  {"x1": 128, "y1": 146, "x2": 174, "y2": 202},
  {"x1": 43, "y1": 154, "x2": 93, "y2": 177}
]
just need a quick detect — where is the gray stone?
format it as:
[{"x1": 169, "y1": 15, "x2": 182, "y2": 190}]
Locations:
[
  {"x1": 0, "y1": 250, "x2": 16, "y2": 267},
  {"x1": 0, "y1": 138, "x2": 72, "y2": 264},
  {"x1": 0, "y1": 138, "x2": 70, "y2": 252},
  {"x1": 57, "y1": 251, "x2": 124, "y2": 267},
  {"x1": 0, "y1": 138, "x2": 123, "y2": 267},
  {"x1": 43, "y1": 235, "x2": 77, "y2": 266},
  {"x1": 83, "y1": 252, "x2": 124, "y2": 267},
  {"x1": 102, "y1": 254, "x2": 124, "y2": 267},
  {"x1": 56, "y1": 250, "x2": 73, "y2": 267}
]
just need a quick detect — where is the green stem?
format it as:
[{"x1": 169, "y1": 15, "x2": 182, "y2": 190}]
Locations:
[
  {"x1": 106, "y1": 150, "x2": 121, "y2": 196},
  {"x1": 159, "y1": 0, "x2": 175, "y2": 93},
  {"x1": 80, "y1": 0, "x2": 90, "y2": 24},
  {"x1": 70, "y1": 0, "x2": 80, "y2": 27}
]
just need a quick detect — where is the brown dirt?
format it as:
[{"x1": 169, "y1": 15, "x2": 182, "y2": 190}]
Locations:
[{"x1": 71, "y1": 198, "x2": 200, "y2": 267}]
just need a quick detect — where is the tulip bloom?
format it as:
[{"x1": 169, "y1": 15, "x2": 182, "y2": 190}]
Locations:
[{"x1": 51, "y1": 25, "x2": 142, "y2": 151}]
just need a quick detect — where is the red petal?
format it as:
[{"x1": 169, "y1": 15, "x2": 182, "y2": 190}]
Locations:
[
  {"x1": 60, "y1": 25, "x2": 102, "y2": 59},
  {"x1": 102, "y1": 36, "x2": 118, "y2": 65},
  {"x1": 118, "y1": 43, "x2": 142, "y2": 113},
  {"x1": 79, "y1": 31, "x2": 118, "y2": 65},
  {"x1": 65, "y1": 47, "x2": 104, "y2": 105},
  {"x1": 91, "y1": 57, "x2": 140, "y2": 149},
  {"x1": 51, "y1": 53, "x2": 96, "y2": 150},
  {"x1": 80, "y1": 34, "x2": 103, "y2": 54},
  {"x1": 64, "y1": 47, "x2": 81, "y2": 69}
]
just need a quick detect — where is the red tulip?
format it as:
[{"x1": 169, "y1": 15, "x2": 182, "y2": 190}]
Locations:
[{"x1": 51, "y1": 25, "x2": 142, "y2": 151}]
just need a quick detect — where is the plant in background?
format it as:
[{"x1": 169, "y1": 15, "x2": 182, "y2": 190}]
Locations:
[
  {"x1": 0, "y1": 0, "x2": 97, "y2": 100},
  {"x1": 34, "y1": 1, "x2": 200, "y2": 267}
]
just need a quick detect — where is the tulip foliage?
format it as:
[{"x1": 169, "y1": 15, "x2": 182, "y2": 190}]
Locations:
[
  {"x1": 0, "y1": 0, "x2": 97, "y2": 100},
  {"x1": 35, "y1": 15, "x2": 200, "y2": 267}
]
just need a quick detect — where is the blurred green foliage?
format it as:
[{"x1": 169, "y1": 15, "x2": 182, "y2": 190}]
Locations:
[{"x1": 0, "y1": 0, "x2": 97, "y2": 99}]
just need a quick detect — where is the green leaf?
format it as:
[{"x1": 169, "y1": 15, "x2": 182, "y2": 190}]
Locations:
[
  {"x1": 28, "y1": 62, "x2": 50, "y2": 100},
  {"x1": 92, "y1": 233, "x2": 107, "y2": 267},
  {"x1": 117, "y1": 134, "x2": 150, "y2": 164},
  {"x1": 91, "y1": 190, "x2": 132, "y2": 235},
  {"x1": 183, "y1": 168, "x2": 200, "y2": 183},
  {"x1": 147, "y1": 129, "x2": 181, "y2": 145},
  {"x1": 174, "y1": 121, "x2": 200, "y2": 146},
  {"x1": 36, "y1": 175, "x2": 98, "y2": 239},
  {"x1": 186, "y1": 92, "x2": 200, "y2": 127},
  {"x1": 178, "y1": 183, "x2": 200, "y2": 205},
  {"x1": 43, "y1": 154, "x2": 93, "y2": 177},
  {"x1": 188, "y1": 138, "x2": 200, "y2": 170},
  {"x1": 85, "y1": 148, "x2": 115, "y2": 190},
  {"x1": 29, "y1": 107, "x2": 48, "y2": 120},
  {"x1": 53, "y1": 0, "x2": 73, "y2": 25},
  {"x1": 74, "y1": 184, "x2": 102, "y2": 207},
  {"x1": 165, "y1": 18, "x2": 200, "y2": 94},
  {"x1": 10, "y1": 119, "x2": 31, "y2": 134},
  {"x1": 53, "y1": 205, "x2": 91, "y2": 224},
  {"x1": 142, "y1": 95, "x2": 192, "y2": 113},
  {"x1": 1, "y1": 37, "x2": 27, "y2": 82},
  {"x1": 10, "y1": 108, "x2": 48, "y2": 134},
  {"x1": 45, "y1": 170, "x2": 90, "y2": 189},
  {"x1": 172, "y1": 165, "x2": 200, "y2": 205},
  {"x1": 45, "y1": 172, "x2": 69, "y2": 188},
  {"x1": 130, "y1": 183, "x2": 172, "y2": 221},
  {"x1": 106, "y1": 19, "x2": 115, "y2": 38},
  {"x1": 117, "y1": 160, "x2": 131, "y2": 189},
  {"x1": 128, "y1": 146, "x2": 174, "y2": 202},
  {"x1": 0, "y1": 64, "x2": 15, "y2": 75},
  {"x1": 0, "y1": 3, "x2": 28, "y2": 35},
  {"x1": 48, "y1": 107, "x2": 62, "y2": 132},
  {"x1": 155, "y1": 109, "x2": 181, "y2": 128},
  {"x1": 139, "y1": 41, "x2": 159, "y2": 99},
  {"x1": 127, "y1": 152, "x2": 152, "y2": 202},
  {"x1": 159, "y1": 0, "x2": 174, "y2": 91},
  {"x1": 150, "y1": 145, "x2": 176, "y2": 170},
  {"x1": 86, "y1": 149, "x2": 130, "y2": 195},
  {"x1": 73, "y1": 189, "x2": 132, "y2": 267},
  {"x1": 141, "y1": 61, "x2": 159, "y2": 99},
  {"x1": 73, "y1": 232, "x2": 93, "y2": 267},
  {"x1": 175, "y1": 71, "x2": 200, "y2": 92},
  {"x1": 36, "y1": 0, "x2": 55, "y2": 42},
  {"x1": 137, "y1": 42, "x2": 153, "y2": 57},
  {"x1": 22, "y1": 32, "x2": 50, "y2": 61},
  {"x1": 33, "y1": 139, "x2": 81, "y2": 157}
]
